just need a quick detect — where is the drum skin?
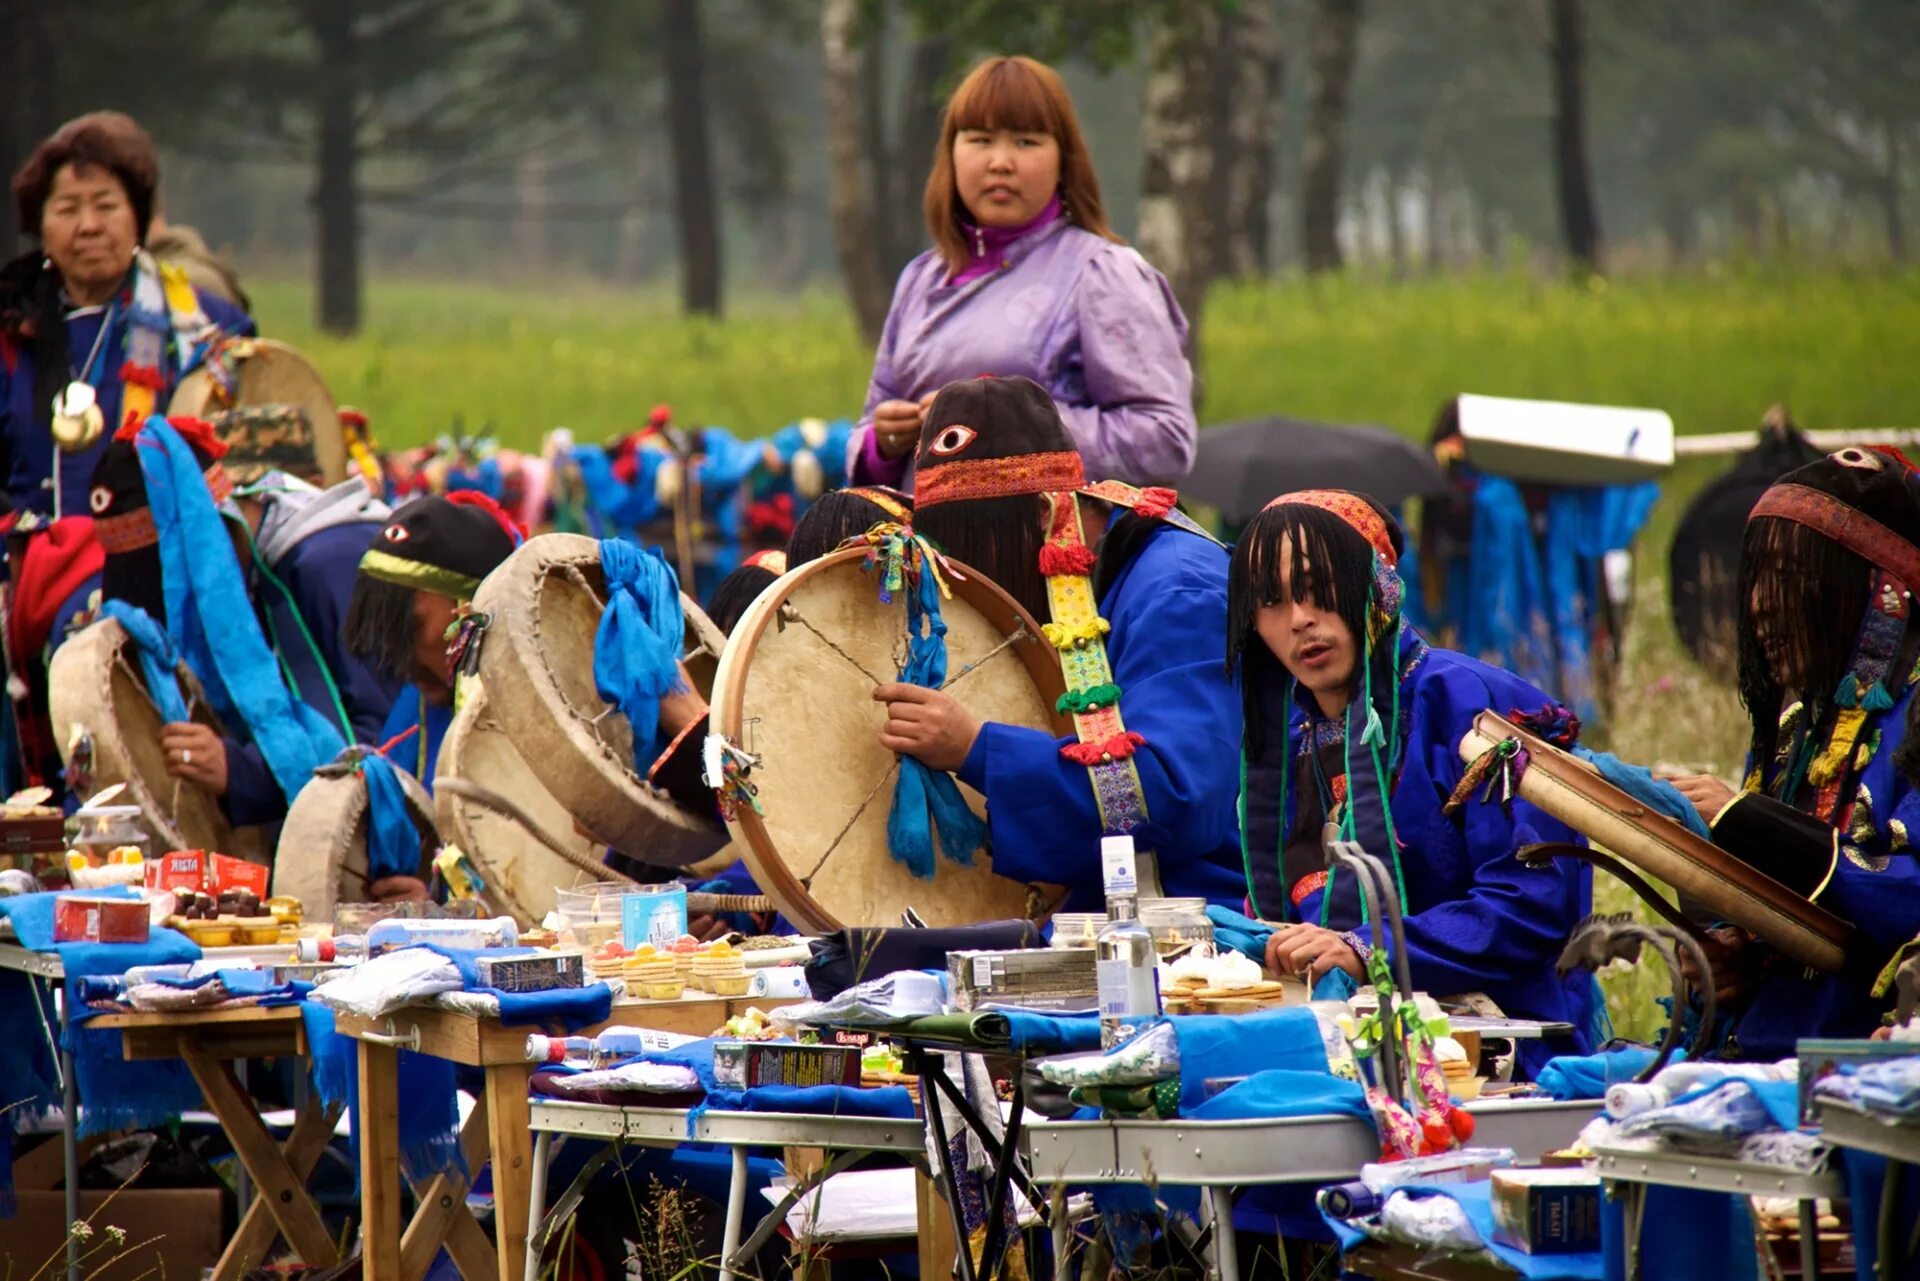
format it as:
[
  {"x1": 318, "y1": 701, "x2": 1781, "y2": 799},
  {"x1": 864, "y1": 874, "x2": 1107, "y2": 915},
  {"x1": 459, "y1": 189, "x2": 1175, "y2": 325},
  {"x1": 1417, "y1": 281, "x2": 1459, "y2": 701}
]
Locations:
[
  {"x1": 472, "y1": 533, "x2": 729, "y2": 866},
  {"x1": 50, "y1": 617, "x2": 251, "y2": 855},
  {"x1": 272, "y1": 757, "x2": 436, "y2": 921},
  {"x1": 168, "y1": 338, "x2": 347, "y2": 486},
  {"x1": 710, "y1": 546, "x2": 1069, "y2": 933}
]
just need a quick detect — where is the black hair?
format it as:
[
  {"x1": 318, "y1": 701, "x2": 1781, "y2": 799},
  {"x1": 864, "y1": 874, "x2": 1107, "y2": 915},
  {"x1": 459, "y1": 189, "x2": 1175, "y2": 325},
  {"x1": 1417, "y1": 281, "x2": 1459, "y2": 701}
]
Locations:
[
  {"x1": 787, "y1": 488, "x2": 913, "y2": 566},
  {"x1": 1736, "y1": 513, "x2": 1875, "y2": 784},
  {"x1": 705, "y1": 564, "x2": 778, "y2": 637},
  {"x1": 913, "y1": 492, "x2": 1052, "y2": 623},
  {"x1": 343, "y1": 573, "x2": 419, "y2": 685},
  {"x1": 1227, "y1": 496, "x2": 1400, "y2": 758}
]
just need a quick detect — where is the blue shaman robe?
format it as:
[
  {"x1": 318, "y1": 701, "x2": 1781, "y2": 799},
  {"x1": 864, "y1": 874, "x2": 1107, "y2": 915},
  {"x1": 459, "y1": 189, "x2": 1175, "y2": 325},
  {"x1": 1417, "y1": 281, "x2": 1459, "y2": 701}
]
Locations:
[
  {"x1": 1707, "y1": 673, "x2": 1920, "y2": 1060},
  {"x1": 1242, "y1": 632, "x2": 1598, "y2": 1073},
  {"x1": 956, "y1": 519, "x2": 1246, "y2": 908}
]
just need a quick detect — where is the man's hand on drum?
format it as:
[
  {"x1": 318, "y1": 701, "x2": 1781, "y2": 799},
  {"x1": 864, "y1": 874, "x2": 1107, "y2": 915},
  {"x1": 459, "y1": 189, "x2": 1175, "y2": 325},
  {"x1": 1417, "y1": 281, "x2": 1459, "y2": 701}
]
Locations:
[
  {"x1": 1663, "y1": 772, "x2": 1737, "y2": 826},
  {"x1": 874, "y1": 683, "x2": 982, "y2": 773},
  {"x1": 1263, "y1": 923, "x2": 1364, "y2": 984},
  {"x1": 160, "y1": 723, "x2": 228, "y2": 794},
  {"x1": 870, "y1": 391, "x2": 938, "y2": 460},
  {"x1": 369, "y1": 876, "x2": 430, "y2": 904}
]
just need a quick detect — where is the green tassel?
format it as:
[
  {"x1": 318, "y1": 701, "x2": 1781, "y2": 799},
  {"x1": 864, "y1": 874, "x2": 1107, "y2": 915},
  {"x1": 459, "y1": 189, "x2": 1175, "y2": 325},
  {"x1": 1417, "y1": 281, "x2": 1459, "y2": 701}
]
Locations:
[
  {"x1": 1056, "y1": 682, "x2": 1123, "y2": 715},
  {"x1": 1361, "y1": 703, "x2": 1385, "y2": 747},
  {"x1": 1863, "y1": 680, "x2": 1895, "y2": 712},
  {"x1": 1836, "y1": 674, "x2": 1861, "y2": 709}
]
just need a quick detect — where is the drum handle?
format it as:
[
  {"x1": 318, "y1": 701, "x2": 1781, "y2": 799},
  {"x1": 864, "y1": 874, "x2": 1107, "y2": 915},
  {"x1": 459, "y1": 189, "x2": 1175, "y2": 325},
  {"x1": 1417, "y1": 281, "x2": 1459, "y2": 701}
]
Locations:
[{"x1": 1516, "y1": 843, "x2": 1714, "y2": 949}]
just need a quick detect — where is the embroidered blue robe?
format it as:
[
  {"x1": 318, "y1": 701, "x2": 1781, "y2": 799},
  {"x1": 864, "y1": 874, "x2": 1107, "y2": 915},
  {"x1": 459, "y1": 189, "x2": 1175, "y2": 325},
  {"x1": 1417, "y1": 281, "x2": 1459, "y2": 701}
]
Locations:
[
  {"x1": 1244, "y1": 632, "x2": 1598, "y2": 1073},
  {"x1": 955, "y1": 520, "x2": 1245, "y2": 908},
  {"x1": 0, "y1": 289, "x2": 252, "y2": 519},
  {"x1": 1708, "y1": 677, "x2": 1920, "y2": 1060}
]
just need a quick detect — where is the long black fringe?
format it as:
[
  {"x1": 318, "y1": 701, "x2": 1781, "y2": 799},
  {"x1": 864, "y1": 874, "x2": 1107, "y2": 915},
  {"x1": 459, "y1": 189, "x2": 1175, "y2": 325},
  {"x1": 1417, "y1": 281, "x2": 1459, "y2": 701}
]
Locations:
[
  {"x1": 1228, "y1": 502, "x2": 1388, "y2": 758},
  {"x1": 343, "y1": 574, "x2": 420, "y2": 684},
  {"x1": 913, "y1": 493, "x2": 1052, "y2": 624}
]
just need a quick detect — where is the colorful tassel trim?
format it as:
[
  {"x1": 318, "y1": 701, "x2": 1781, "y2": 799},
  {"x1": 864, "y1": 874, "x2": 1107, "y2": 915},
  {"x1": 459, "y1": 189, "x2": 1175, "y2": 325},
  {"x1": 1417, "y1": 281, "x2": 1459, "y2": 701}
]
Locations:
[
  {"x1": 1038, "y1": 540, "x2": 1096, "y2": 577},
  {"x1": 118, "y1": 361, "x2": 168, "y2": 391},
  {"x1": 1060, "y1": 732, "x2": 1145, "y2": 766},
  {"x1": 1809, "y1": 707, "x2": 1868, "y2": 786},
  {"x1": 1056, "y1": 683, "x2": 1121, "y2": 715},
  {"x1": 1132, "y1": 486, "x2": 1177, "y2": 519},
  {"x1": 1042, "y1": 617, "x2": 1111, "y2": 650}
]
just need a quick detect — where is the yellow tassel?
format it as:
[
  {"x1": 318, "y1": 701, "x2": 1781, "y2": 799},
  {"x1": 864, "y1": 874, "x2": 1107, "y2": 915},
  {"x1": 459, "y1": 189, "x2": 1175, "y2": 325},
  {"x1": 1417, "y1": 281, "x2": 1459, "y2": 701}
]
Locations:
[
  {"x1": 1042, "y1": 616, "x2": 1111, "y2": 650},
  {"x1": 1809, "y1": 708, "x2": 1867, "y2": 785}
]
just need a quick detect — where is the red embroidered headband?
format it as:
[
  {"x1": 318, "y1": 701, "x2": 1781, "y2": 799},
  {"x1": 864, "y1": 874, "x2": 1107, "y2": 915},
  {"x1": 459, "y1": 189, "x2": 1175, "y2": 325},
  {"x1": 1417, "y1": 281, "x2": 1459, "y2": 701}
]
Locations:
[
  {"x1": 1750, "y1": 482, "x2": 1920, "y2": 594},
  {"x1": 915, "y1": 449, "x2": 1086, "y2": 509},
  {"x1": 1265, "y1": 489, "x2": 1397, "y2": 567}
]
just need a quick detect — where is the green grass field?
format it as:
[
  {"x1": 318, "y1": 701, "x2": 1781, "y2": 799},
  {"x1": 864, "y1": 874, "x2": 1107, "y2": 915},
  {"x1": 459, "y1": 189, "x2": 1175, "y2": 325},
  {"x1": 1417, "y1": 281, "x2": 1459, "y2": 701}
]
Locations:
[{"x1": 255, "y1": 266, "x2": 1920, "y2": 1040}]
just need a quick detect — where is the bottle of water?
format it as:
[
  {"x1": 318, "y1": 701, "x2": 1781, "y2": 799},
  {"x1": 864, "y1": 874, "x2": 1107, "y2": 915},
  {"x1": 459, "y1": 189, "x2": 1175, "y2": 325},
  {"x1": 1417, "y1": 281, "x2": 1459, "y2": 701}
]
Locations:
[
  {"x1": 1095, "y1": 835, "x2": 1160, "y2": 1050},
  {"x1": 526, "y1": 1025, "x2": 701, "y2": 1065}
]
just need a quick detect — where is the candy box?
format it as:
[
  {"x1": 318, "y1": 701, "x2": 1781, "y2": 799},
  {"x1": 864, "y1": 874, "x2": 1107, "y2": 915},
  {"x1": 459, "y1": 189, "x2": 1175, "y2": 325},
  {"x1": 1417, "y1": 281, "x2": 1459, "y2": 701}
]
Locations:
[
  {"x1": 474, "y1": 949, "x2": 585, "y2": 994},
  {"x1": 712, "y1": 1041, "x2": 861, "y2": 1090},
  {"x1": 54, "y1": 895, "x2": 150, "y2": 944},
  {"x1": 146, "y1": 850, "x2": 208, "y2": 894},
  {"x1": 208, "y1": 853, "x2": 270, "y2": 898},
  {"x1": 1490, "y1": 1168, "x2": 1601, "y2": 1254}
]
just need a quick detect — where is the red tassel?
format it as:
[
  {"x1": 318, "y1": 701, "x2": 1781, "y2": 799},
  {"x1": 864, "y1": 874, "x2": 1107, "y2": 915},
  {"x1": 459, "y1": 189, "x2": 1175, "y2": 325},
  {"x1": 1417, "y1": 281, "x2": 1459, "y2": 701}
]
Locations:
[
  {"x1": 118, "y1": 361, "x2": 168, "y2": 391},
  {"x1": 1133, "y1": 486, "x2": 1177, "y2": 519},
  {"x1": 1038, "y1": 541, "x2": 1096, "y2": 577},
  {"x1": 447, "y1": 490, "x2": 529, "y2": 544},
  {"x1": 1058, "y1": 731, "x2": 1146, "y2": 766}
]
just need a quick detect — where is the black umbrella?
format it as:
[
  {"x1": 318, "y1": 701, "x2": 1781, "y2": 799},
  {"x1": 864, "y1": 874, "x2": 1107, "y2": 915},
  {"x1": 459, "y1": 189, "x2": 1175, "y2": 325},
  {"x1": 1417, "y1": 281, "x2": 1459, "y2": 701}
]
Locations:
[{"x1": 1183, "y1": 417, "x2": 1449, "y2": 522}]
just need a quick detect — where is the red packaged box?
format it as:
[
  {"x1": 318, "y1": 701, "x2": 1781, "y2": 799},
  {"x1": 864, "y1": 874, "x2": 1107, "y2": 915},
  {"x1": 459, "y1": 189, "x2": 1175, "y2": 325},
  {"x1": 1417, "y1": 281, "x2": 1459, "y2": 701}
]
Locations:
[
  {"x1": 54, "y1": 896, "x2": 151, "y2": 945},
  {"x1": 145, "y1": 850, "x2": 208, "y2": 894},
  {"x1": 208, "y1": 853, "x2": 269, "y2": 898}
]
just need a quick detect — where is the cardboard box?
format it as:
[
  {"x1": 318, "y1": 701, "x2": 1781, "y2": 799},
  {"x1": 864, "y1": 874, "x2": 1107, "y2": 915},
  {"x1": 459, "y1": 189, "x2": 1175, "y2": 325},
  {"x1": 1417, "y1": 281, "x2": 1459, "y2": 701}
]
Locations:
[
  {"x1": 53, "y1": 895, "x2": 149, "y2": 945},
  {"x1": 0, "y1": 1188, "x2": 225, "y2": 1281},
  {"x1": 1490, "y1": 1168, "x2": 1601, "y2": 1254},
  {"x1": 474, "y1": 949, "x2": 585, "y2": 993},
  {"x1": 713, "y1": 1041, "x2": 861, "y2": 1090},
  {"x1": 144, "y1": 849, "x2": 207, "y2": 894},
  {"x1": 207, "y1": 852, "x2": 270, "y2": 898}
]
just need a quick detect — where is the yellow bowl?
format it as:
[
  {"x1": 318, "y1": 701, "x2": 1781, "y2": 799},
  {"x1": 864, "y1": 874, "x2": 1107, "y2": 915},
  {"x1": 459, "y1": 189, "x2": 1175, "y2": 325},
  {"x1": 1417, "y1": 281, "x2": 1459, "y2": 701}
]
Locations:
[
  {"x1": 191, "y1": 925, "x2": 236, "y2": 947},
  {"x1": 644, "y1": 980, "x2": 687, "y2": 1001}
]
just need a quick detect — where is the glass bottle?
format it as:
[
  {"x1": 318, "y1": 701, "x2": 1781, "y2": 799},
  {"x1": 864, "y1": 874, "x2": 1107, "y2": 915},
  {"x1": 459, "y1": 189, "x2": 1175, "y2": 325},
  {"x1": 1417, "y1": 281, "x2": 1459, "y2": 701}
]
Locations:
[{"x1": 1095, "y1": 835, "x2": 1160, "y2": 1049}]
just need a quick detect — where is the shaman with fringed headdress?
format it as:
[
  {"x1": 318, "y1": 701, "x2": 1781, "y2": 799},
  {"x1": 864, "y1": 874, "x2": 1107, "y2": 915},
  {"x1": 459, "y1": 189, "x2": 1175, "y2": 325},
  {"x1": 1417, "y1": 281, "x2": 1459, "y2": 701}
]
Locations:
[
  {"x1": 894, "y1": 374, "x2": 1244, "y2": 907},
  {"x1": 1699, "y1": 447, "x2": 1920, "y2": 1060},
  {"x1": 1227, "y1": 489, "x2": 1597, "y2": 1076}
]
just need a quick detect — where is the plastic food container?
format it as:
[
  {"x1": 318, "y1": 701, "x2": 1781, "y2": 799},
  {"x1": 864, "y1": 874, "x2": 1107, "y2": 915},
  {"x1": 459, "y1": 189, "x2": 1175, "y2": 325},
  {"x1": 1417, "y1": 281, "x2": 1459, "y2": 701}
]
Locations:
[
  {"x1": 71, "y1": 805, "x2": 149, "y2": 866},
  {"x1": 1138, "y1": 897, "x2": 1214, "y2": 955}
]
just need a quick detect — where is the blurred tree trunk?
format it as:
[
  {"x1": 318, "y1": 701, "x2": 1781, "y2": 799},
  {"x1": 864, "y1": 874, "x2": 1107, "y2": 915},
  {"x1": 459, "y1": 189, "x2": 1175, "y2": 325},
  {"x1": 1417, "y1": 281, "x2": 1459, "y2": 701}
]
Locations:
[
  {"x1": 1137, "y1": 3, "x2": 1221, "y2": 335},
  {"x1": 1883, "y1": 126, "x2": 1906, "y2": 260},
  {"x1": 885, "y1": 33, "x2": 953, "y2": 280},
  {"x1": 1301, "y1": 0, "x2": 1360, "y2": 273},
  {"x1": 1218, "y1": 0, "x2": 1283, "y2": 278},
  {"x1": 661, "y1": 0, "x2": 721, "y2": 315},
  {"x1": 823, "y1": 0, "x2": 890, "y2": 344},
  {"x1": 311, "y1": 0, "x2": 361, "y2": 335},
  {"x1": 0, "y1": 0, "x2": 61, "y2": 252},
  {"x1": 512, "y1": 148, "x2": 549, "y2": 276},
  {"x1": 1548, "y1": 0, "x2": 1602, "y2": 273},
  {"x1": 1385, "y1": 169, "x2": 1407, "y2": 276}
]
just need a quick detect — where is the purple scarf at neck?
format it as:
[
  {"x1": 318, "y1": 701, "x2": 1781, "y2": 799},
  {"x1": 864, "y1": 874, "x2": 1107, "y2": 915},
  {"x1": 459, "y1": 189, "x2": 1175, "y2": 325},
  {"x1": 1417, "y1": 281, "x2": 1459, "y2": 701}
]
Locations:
[{"x1": 949, "y1": 193, "x2": 1063, "y2": 286}]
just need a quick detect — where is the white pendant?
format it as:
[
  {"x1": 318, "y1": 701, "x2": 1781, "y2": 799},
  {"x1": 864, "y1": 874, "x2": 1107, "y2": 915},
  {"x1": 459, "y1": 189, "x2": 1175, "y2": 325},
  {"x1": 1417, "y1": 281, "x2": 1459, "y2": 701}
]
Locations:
[{"x1": 51, "y1": 381, "x2": 105, "y2": 452}]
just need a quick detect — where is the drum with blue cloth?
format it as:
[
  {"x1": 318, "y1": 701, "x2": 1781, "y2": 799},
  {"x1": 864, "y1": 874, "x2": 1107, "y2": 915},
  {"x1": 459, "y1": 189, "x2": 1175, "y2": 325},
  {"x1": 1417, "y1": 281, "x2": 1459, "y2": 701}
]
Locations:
[
  {"x1": 708, "y1": 544, "x2": 1069, "y2": 932},
  {"x1": 272, "y1": 749, "x2": 438, "y2": 921},
  {"x1": 467, "y1": 532, "x2": 731, "y2": 866},
  {"x1": 48, "y1": 616, "x2": 266, "y2": 856}
]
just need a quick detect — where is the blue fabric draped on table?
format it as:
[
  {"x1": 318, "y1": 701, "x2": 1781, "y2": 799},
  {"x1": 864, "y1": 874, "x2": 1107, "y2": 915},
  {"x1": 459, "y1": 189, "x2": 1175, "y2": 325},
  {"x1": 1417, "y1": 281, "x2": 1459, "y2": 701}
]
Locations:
[
  {"x1": 0, "y1": 889, "x2": 203, "y2": 1135},
  {"x1": 705, "y1": 1084, "x2": 917, "y2": 1120},
  {"x1": 421, "y1": 944, "x2": 615, "y2": 1026},
  {"x1": 1535, "y1": 1047, "x2": 1671, "y2": 1100},
  {"x1": 1324, "y1": 1179, "x2": 1604, "y2": 1281}
]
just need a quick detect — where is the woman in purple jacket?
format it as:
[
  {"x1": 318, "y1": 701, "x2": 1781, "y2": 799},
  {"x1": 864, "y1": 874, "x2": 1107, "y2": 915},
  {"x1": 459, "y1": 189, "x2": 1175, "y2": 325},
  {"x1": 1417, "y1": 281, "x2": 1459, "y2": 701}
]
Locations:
[{"x1": 851, "y1": 56, "x2": 1196, "y2": 492}]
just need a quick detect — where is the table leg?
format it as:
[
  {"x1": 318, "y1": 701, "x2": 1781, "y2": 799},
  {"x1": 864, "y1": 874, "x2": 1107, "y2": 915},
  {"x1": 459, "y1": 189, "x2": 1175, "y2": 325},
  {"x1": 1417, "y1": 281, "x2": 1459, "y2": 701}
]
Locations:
[
  {"x1": 523, "y1": 1131, "x2": 554, "y2": 1281},
  {"x1": 359, "y1": 1040, "x2": 403, "y2": 1281},
  {"x1": 215, "y1": 1097, "x2": 342, "y2": 1281},
  {"x1": 56, "y1": 978, "x2": 78, "y2": 1281},
  {"x1": 918, "y1": 1171, "x2": 957, "y2": 1281},
  {"x1": 181, "y1": 1051, "x2": 340, "y2": 1268},
  {"x1": 402, "y1": 1097, "x2": 495, "y2": 1281},
  {"x1": 1207, "y1": 1187, "x2": 1240, "y2": 1281},
  {"x1": 1797, "y1": 1198, "x2": 1818, "y2": 1280},
  {"x1": 717, "y1": 1146, "x2": 749, "y2": 1281},
  {"x1": 485, "y1": 1063, "x2": 536, "y2": 1281}
]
